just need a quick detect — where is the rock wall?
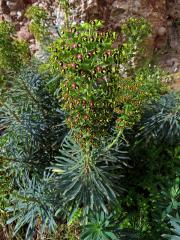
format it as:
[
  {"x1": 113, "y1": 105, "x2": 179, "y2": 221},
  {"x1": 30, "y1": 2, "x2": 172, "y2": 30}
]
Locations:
[
  {"x1": 68, "y1": 0, "x2": 180, "y2": 72},
  {"x1": 0, "y1": 0, "x2": 58, "y2": 53},
  {"x1": 0, "y1": 0, "x2": 180, "y2": 86}
]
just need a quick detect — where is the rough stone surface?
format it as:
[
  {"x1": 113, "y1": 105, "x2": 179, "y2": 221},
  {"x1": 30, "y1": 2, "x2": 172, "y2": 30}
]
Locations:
[
  {"x1": 0, "y1": 0, "x2": 179, "y2": 89},
  {"x1": 66, "y1": 0, "x2": 180, "y2": 77},
  {"x1": 6, "y1": 0, "x2": 25, "y2": 11},
  {"x1": 66, "y1": 0, "x2": 168, "y2": 48},
  {"x1": 17, "y1": 24, "x2": 33, "y2": 40}
]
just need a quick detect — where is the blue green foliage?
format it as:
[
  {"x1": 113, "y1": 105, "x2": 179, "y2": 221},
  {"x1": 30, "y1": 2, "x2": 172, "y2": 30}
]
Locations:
[{"x1": 0, "y1": 17, "x2": 179, "y2": 240}]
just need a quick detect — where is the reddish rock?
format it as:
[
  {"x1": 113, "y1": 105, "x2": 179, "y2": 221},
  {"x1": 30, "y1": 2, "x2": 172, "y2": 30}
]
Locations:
[
  {"x1": 17, "y1": 25, "x2": 33, "y2": 41},
  {"x1": 24, "y1": 0, "x2": 34, "y2": 4},
  {"x1": 0, "y1": 0, "x2": 10, "y2": 15},
  {"x1": 6, "y1": 0, "x2": 25, "y2": 11},
  {"x1": 157, "y1": 26, "x2": 166, "y2": 36},
  {"x1": 2, "y1": 14, "x2": 12, "y2": 22},
  {"x1": 29, "y1": 43, "x2": 38, "y2": 52},
  {"x1": 0, "y1": 0, "x2": 179, "y2": 76},
  {"x1": 10, "y1": 11, "x2": 17, "y2": 17}
]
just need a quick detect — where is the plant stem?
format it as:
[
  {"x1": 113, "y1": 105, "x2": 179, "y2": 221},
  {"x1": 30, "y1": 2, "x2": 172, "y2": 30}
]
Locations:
[
  {"x1": 105, "y1": 129, "x2": 123, "y2": 152},
  {"x1": 84, "y1": 141, "x2": 92, "y2": 175}
]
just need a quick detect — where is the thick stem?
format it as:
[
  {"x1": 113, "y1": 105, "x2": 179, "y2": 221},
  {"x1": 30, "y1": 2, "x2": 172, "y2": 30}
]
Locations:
[{"x1": 84, "y1": 140, "x2": 92, "y2": 175}]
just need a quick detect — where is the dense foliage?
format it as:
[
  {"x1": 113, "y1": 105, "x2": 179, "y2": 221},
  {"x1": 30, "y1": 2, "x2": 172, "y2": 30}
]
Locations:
[
  {"x1": 0, "y1": 21, "x2": 30, "y2": 88},
  {"x1": 0, "y1": 67, "x2": 66, "y2": 238},
  {"x1": 139, "y1": 92, "x2": 180, "y2": 145},
  {"x1": 6, "y1": 173, "x2": 58, "y2": 239},
  {"x1": 0, "y1": 11, "x2": 179, "y2": 240},
  {"x1": 1, "y1": 68, "x2": 66, "y2": 175},
  {"x1": 46, "y1": 18, "x2": 164, "y2": 149},
  {"x1": 26, "y1": 6, "x2": 49, "y2": 43},
  {"x1": 81, "y1": 212, "x2": 119, "y2": 240},
  {"x1": 162, "y1": 215, "x2": 180, "y2": 239}
]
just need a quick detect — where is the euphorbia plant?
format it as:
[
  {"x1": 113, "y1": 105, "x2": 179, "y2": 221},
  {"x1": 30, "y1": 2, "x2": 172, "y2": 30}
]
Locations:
[
  {"x1": 0, "y1": 11, "x2": 177, "y2": 239},
  {"x1": 45, "y1": 18, "x2": 165, "y2": 216},
  {"x1": 47, "y1": 18, "x2": 164, "y2": 150}
]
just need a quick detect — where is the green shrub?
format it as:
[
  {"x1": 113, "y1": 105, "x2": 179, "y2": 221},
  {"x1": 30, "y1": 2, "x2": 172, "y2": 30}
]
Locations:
[
  {"x1": 26, "y1": 6, "x2": 49, "y2": 42},
  {"x1": 43, "y1": 18, "x2": 167, "y2": 220},
  {"x1": 0, "y1": 67, "x2": 67, "y2": 238},
  {"x1": 118, "y1": 92, "x2": 180, "y2": 239},
  {"x1": 81, "y1": 212, "x2": 118, "y2": 240},
  {"x1": 0, "y1": 21, "x2": 30, "y2": 88}
]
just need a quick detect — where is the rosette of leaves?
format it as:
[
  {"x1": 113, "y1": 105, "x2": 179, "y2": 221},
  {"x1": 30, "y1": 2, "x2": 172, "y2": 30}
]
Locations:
[
  {"x1": 81, "y1": 211, "x2": 142, "y2": 240},
  {"x1": 46, "y1": 18, "x2": 164, "y2": 148},
  {"x1": 6, "y1": 172, "x2": 59, "y2": 240},
  {"x1": 81, "y1": 212, "x2": 119, "y2": 240},
  {"x1": 138, "y1": 92, "x2": 180, "y2": 145},
  {"x1": 52, "y1": 133, "x2": 129, "y2": 216}
]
